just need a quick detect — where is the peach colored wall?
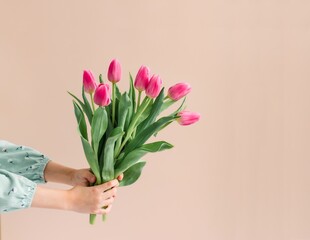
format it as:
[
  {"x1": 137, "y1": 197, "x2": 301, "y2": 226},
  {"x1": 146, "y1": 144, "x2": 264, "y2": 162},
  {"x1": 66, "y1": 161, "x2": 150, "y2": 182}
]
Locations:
[{"x1": 1, "y1": 1, "x2": 310, "y2": 240}]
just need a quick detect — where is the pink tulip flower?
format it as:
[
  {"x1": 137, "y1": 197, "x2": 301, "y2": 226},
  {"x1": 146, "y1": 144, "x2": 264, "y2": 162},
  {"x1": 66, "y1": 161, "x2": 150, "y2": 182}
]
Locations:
[
  {"x1": 134, "y1": 65, "x2": 150, "y2": 92},
  {"x1": 177, "y1": 111, "x2": 200, "y2": 126},
  {"x1": 145, "y1": 75, "x2": 162, "y2": 98},
  {"x1": 94, "y1": 83, "x2": 111, "y2": 107},
  {"x1": 168, "y1": 83, "x2": 191, "y2": 101},
  {"x1": 107, "y1": 59, "x2": 121, "y2": 83},
  {"x1": 83, "y1": 70, "x2": 97, "y2": 94}
]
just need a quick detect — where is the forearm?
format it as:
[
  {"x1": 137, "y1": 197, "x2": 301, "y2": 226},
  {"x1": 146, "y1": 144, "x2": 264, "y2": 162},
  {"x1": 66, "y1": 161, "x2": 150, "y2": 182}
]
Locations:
[
  {"x1": 31, "y1": 181, "x2": 119, "y2": 214},
  {"x1": 44, "y1": 161, "x2": 75, "y2": 185},
  {"x1": 31, "y1": 186, "x2": 70, "y2": 211}
]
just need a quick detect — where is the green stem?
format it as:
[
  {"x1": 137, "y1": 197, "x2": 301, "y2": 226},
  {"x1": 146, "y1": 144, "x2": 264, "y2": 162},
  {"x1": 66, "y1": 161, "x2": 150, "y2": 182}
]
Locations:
[
  {"x1": 132, "y1": 91, "x2": 142, "y2": 138},
  {"x1": 89, "y1": 176, "x2": 103, "y2": 224},
  {"x1": 90, "y1": 214, "x2": 97, "y2": 224},
  {"x1": 90, "y1": 93, "x2": 95, "y2": 113},
  {"x1": 115, "y1": 97, "x2": 150, "y2": 157},
  {"x1": 99, "y1": 74, "x2": 103, "y2": 83},
  {"x1": 112, "y1": 83, "x2": 116, "y2": 126},
  {"x1": 136, "y1": 91, "x2": 142, "y2": 113}
]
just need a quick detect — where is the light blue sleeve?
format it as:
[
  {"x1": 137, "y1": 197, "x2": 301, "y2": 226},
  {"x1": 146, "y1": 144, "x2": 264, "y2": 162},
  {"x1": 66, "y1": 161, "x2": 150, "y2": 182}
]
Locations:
[
  {"x1": 0, "y1": 140, "x2": 50, "y2": 183},
  {"x1": 0, "y1": 169, "x2": 37, "y2": 213},
  {"x1": 0, "y1": 140, "x2": 50, "y2": 213}
]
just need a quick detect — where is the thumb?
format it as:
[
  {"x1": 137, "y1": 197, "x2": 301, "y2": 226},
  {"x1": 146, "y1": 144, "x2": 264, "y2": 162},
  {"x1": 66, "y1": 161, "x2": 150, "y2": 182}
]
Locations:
[
  {"x1": 95, "y1": 179, "x2": 119, "y2": 192},
  {"x1": 84, "y1": 169, "x2": 96, "y2": 183}
]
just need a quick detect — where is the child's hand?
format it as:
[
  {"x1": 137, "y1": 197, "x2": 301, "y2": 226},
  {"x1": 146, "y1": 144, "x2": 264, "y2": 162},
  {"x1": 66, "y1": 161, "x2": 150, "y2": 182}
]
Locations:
[
  {"x1": 32, "y1": 178, "x2": 120, "y2": 214},
  {"x1": 117, "y1": 173, "x2": 124, "y2": 181},
  {"x1": 67, "y1": 179, "x2": 120, "y2": 214},
  {"x1": 70, "y1": 169, "x2": 124, "y2": 187},
  {"x1": 70, "y1": 168, "x2": 96, "y2": 186}
]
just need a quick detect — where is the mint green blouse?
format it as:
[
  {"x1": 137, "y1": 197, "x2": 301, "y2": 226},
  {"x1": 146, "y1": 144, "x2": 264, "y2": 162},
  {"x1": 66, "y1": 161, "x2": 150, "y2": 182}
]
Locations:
[{"x1": 0, "y1": 140, "x2": 50, "y2": 213}]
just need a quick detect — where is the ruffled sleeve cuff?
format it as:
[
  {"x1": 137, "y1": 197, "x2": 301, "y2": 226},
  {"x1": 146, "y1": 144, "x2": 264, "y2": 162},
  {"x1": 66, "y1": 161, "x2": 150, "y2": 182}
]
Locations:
[
  {"x1": 0, "y1": 170, "x2": 37, "y2": 213},
  {"x1": 0, "y1": 140, "x2": 51, "y2": 184}
]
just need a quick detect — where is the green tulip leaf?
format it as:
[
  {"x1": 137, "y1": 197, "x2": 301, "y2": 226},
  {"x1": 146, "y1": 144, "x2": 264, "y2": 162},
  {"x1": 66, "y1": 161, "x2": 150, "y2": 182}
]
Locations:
[
  {"x1": 73, "y1": 101, "x2": 88, "y2": 141},
  {"x1": 73, "y1": 101, "x2": 100, "y2": 182},
  {"x1": 112, "y1": 85, "x2": 122, "y2": 126},
  {"x1": 105, "y1": 104, "x2": 112, "y2": 119},
  {"x1": 153, "y1": 120, "x2": 174, "y2": 137},
  {"x1": 135, "y1": 98, "x2": 154, "y2": 127},
  {"x1": 82, "y1": 86, "x2": 93, "y2": 124},
  {"x1": 119, "y1": 161, "x2": 146, "y2": 187},
  {"x1": 129, "y1": 73, "x2": 136, "y2": 113},
  {"x1": 102, "y1": 127, "x2": 124, "y2": 183},
  {"x1": 137, "y1": 88, "x2": 165, "y2": 133},
  {"x1": 115, "y1": 93, "x2": 131, "y2": 155},
  {"x1": 160, "y1": 96, "x2": 186, "y2": 116},
  {"x1": 171, "y1": 97, "x2": 187, "y2": 116},
  {"x1": 160, "y1": 99, "x2": 175, "y2": 113},
  {"x1": 68, "y1": 91, "x2": 85, "y2": 110},
  {"x1": 98, "y1": 116, "x2": 113, "y2": 171},
  {"x1": 115, "y1": 141, "x2": 173, "y2": 176},
  {"x1": 124, "y1": 116, "x2": 175, "y2": 155},
  {"x1": 91, "y1": 107, "x2": 108, "y2": 156},
  {"x1": 125, "y1": 73, "x2": 136, "y2": 131},
  {"x1": 117, "y1": 93, "x2": 131, "y2": 130},
  {"x1": 152, "y1": 97, "x2": 187, "y2": 137},
  {"x1": 115, "y1": 84, "x2": 122, "y2": 100},
  {"x1": 79, "y1": 134, "x2": 101, "y2": 184}
]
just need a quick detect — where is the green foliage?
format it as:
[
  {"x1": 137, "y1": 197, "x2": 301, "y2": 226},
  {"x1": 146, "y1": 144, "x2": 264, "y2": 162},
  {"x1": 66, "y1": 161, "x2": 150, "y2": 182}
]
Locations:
[
  {"x1": 70, "y1": 78, "x2": 179, "y2": 187},
  {"x1": 119, "y1": 161, "x2": 146, "y2": 187},
  {"x1": 80, "y1": 136, "x2": 101, "y2": 184},
  {"x1": 91, "y1": 107, "x2": 108, "y2": 156},
  {"x1": 115, "y1": 93, "x2": 131, "y2": 154},
  {"x1": 115, "y1": 141, "x2": 173, "y2": 176},
  {"x1": 124, "y1": 116, "x2": 176, "y2": 155},
  {"x1": 125, "y1": 74, "x2": 136, "y2": 132},
  {"x1": 69, "y1": 71, "x2": 190, "y2": 224},
  {"x1": 117, "y1": 93, "x2": 131, "y2": 130},
  {"x1": 68, "y1": 91, "x2": 93, "y2": 125},
  {"x1": 82, "y1": 86, "x2": 93, "y2": 123},
  {"x1": 101, "y1": 127, "x2": 124, "y2": 183},
  {"x1": 135, "y1": 98, "x2": 153, "y2": 127},
  {"x1": 153, "y1": 97, "x2": 187, "y2": 137},
  {"x1": 73, "y1": 101, "x2": 100, "y2": 182},
  {"x1": 73, "y1": 101, "x2": 88, "y2": 140},
  {"x1": 136, "y1": 88, "x2": 165, "y2": 134}
]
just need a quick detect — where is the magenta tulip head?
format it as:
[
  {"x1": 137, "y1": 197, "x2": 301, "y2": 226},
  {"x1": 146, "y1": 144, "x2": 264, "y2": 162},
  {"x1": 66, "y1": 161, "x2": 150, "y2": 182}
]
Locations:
[
  {"x1": 145, "y1": 75, "x2": 162, "y2": 98},
  {"x1": 177, "y1": 111, "x2": 200, "y2": 126},
  {"x1": 168, "y1": 83, "x2": 191, "y2": 101},
  {"x1": 107, "y1": 59, "x2": 121, "y2": 83},
  {"x1": 134, "y1": 65, "x2": 150, "y2": 92},
  {"x1": 94, "y1": 83, "x2": 111, "y2": 107},
  {"x1": 83, "y1": 70, "x2": 97, "y2": 94}
]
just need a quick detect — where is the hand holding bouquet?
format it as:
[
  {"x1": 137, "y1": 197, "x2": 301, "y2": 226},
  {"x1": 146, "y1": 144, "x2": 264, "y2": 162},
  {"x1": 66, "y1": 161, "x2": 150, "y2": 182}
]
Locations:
[{"x1": 68, "y1": 59, "x2": 200, "y2": 224}]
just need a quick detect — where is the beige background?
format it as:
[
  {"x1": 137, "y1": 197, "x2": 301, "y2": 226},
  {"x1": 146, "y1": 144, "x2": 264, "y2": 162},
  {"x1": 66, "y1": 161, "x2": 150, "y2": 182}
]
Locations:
[{"x1": 1, "y1": 0, "x2": 310, "y2": 239}]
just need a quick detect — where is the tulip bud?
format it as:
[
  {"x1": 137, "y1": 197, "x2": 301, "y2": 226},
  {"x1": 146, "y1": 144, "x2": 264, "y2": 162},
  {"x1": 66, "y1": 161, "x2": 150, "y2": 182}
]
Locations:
[
  {"x1": 177, "y1": 111, "x2": 200, "y2": 126},
  {"x1": 107, "y1": 59, "x2": 121, "y2": 83},
  {"x1": 168, "y1": 83, "x2": 191, "y2": 101},
  {"x1": 83, "y1": 70, "x2": 97, "y2": 94},
  {"x1": 94, "y1": 83, "x2": 111, "y2": 107},
  {"x1": 134, "y1": 65, "x2": 150, "y2": 92},
  {"x1": 145, "y1": 75, "x2": 162, "y2": 98}
]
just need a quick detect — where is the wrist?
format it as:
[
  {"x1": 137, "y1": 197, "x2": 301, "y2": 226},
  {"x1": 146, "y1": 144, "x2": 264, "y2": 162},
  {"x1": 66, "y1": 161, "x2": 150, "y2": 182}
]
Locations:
[
  {"x1": 67, "y1": 168, "x2": 77, "y2": 186},
  {"x1": 44, "y1": 161, "x2": 77, "y2": 186},
  {"x1": 31, "y1": 186, "x2": 71, "y2": 211},
  {"x1": 64, "y1": 189, "x2": 74, "y2": 211}
]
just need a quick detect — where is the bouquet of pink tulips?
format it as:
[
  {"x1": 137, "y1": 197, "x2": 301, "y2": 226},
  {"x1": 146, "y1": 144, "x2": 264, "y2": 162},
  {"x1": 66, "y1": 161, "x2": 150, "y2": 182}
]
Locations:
[{"x1": 68, "y1": 59, "x2": 200, "y2": 224}]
